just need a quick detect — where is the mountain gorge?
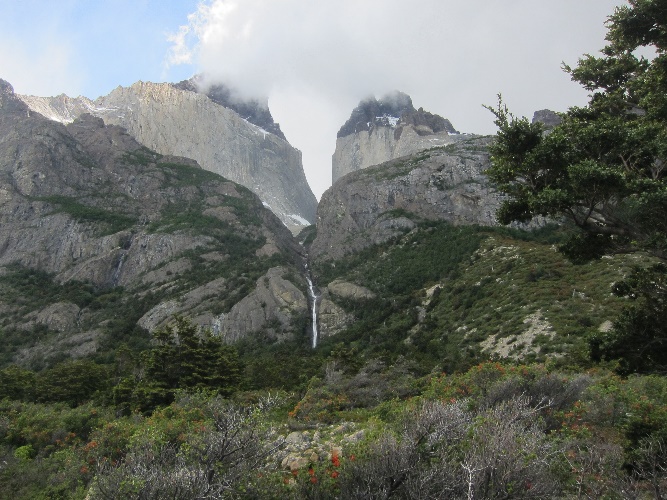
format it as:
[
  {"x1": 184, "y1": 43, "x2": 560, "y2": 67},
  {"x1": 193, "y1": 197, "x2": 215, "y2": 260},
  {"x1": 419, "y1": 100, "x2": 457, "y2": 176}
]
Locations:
[
  {"x1": 0, "y1": 77, "x2": 632, "y2": 370},
  {"x1": 2, "y1": 2, "x2": 666, "y2": 495},
  {"x1": 0, "y1": 79, "x2": 662, "y2": 499}
]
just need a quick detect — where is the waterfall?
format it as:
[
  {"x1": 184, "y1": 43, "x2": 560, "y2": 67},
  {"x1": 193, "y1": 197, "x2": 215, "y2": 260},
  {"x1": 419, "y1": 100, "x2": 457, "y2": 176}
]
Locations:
[
  {"x1": 304, "y1": 263, "x2": 319, "y2": 348},
  {"x1": 112, "y1": 253, "x2": 126, "y2": 285}
]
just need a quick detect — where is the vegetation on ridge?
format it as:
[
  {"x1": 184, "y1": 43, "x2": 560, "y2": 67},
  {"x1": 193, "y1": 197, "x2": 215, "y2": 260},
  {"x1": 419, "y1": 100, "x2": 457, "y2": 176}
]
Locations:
[{"x1": 486, "y1": 0, "x2": 667, "y2": 374}]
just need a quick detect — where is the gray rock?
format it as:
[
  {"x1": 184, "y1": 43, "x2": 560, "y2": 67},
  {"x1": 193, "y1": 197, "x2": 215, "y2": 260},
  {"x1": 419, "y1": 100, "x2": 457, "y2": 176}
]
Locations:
[
  {"x1": 332, "y1": 91, "x2": 459, "y2": 183},
  {"x1": 313, "y1": 137, "x2": 507, "y2": 260},
  {"x1": 318, "y1": 295, "x2": 354, "y2": 338},
  {"x1": 217, "y1": 267, "x2": 308, "y2": 342},
  {"x1": 23, "y1": 302, "x2": 81, "y2": 332},
  {"x1": 18, "y1": 81, "x2": 317, "y2": 234},
  {"x1": 0, "y1": 79, "x2": 306, "y2": 362},
  {"x1": 532, "y1": 109, "x2": 562, "y2": 129}
]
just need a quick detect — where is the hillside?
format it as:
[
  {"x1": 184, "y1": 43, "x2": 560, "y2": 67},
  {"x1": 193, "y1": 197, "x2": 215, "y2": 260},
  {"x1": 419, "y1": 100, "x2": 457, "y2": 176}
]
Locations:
[{"x1": 0, "y1": 79, "x2": 308, "y2": 369}]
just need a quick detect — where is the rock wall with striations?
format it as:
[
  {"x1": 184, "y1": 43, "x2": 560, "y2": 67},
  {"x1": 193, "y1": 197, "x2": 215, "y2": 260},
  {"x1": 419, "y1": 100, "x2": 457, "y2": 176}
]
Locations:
[
  {"x1": 332, "y1": 91, "x2": 459, "y2": 184},
  {"x1": 18, "y1": 80, "x2": 317, "y2": 234}
]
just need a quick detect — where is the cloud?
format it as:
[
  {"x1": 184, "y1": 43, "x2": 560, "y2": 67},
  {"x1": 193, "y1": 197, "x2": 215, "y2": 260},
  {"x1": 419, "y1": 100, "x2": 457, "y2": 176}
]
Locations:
[{"x1": 168, "y1": 0, "x2": 626, "y2": 199}]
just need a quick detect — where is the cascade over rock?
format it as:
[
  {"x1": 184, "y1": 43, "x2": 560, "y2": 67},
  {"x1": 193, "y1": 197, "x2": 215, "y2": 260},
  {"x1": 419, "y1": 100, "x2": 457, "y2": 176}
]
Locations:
[
  {"x1": 17, "y1": 79, "x2": 317, "y2": 234},
  {"x1": 332, "y1": 91, "x2": 459, "y2": 183}
]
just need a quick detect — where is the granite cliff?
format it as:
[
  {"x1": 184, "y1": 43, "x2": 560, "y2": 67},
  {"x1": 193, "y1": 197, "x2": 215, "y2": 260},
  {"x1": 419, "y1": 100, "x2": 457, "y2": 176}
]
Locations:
[
  {"x1": 312, "y1": 136, "x2": 501, "y2": 261},
  {"x1": 17, "y1": 79, "x2": 317, "y2": 234},
  {"x1": 332, "y1": 91, "x2": 459, "y2": 183},
  {"x1": 0, "y1": 79, "x2": 309, "y2": 367}
]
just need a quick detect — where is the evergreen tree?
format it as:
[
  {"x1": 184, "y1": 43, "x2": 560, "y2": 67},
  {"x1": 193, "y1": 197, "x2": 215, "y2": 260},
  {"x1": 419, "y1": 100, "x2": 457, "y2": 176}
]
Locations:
[
  {"x1": 115, "y1": 316, "x2": 241, "y2": 413},
  {"x1": 486, "y1": 0, "x2": 667, "y2": 373}
]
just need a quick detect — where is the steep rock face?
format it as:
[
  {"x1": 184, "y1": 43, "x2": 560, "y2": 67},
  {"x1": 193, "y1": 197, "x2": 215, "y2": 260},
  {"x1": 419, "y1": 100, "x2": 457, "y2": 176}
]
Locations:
[
  {"x1": 215, "y1": 266, "x2": 308, "y2": 343},
  {"x1": 311, "y1": 137, "x2": 503, "y2": 261},
  {"x1": 332, "y1": 91, "x2": 459, "y2": 183},
  {"x1": 317, "y1": 293, "x2": 354, "y2": 338},
  {"x1": 315, "y1": 279, "x2": 375, "y2": 338},
  {"x1": 18, "y1": 81, "x2": 317, "y2": 234},
  {"x1": 0, "y1": 79, "x2": 307, "y2": 365},
  {"x1": 173, "y1": 77, "x2": 287, "y2": 140}
]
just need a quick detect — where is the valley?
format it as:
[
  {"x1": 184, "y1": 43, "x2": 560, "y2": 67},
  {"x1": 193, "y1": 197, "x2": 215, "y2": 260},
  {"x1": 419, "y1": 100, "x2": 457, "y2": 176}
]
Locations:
[{"x1": 1, "y1": 2, "x2": 666, "y2": 493}]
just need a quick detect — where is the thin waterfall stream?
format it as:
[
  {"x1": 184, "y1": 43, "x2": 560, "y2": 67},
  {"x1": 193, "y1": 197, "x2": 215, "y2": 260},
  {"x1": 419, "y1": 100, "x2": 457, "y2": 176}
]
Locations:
[{"x1": 304, "y1": 262, "x2": 319, "y2": 348}]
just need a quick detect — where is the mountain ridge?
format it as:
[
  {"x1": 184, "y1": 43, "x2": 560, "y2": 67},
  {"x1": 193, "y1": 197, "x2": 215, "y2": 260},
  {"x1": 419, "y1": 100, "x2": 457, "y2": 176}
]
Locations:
[
  {"x1": 16, "y1": 79, "x2": 317, "y2": 234},
  {"x1": 0, "y1": 79, "x2": 309, "y2": 367}
]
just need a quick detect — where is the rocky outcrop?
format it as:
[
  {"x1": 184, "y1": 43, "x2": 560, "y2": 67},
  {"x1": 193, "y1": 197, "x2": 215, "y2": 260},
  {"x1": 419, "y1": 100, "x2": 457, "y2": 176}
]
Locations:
[
  {"x1": 317, "y1": 294, "x2": 355, "y2": 339},
  {"x1": 18, "y1": 80, "x2": 317, "y2": 234},
  {"x1": 332, "y1": 91, "x2": 459, "y2": 183},
  {"x1": 532, "y1": 109, "x2": 562, "y2": 129},
  {"x1": 327, "y1": 280, "x2": 376, "y2": 301},
  {"x1": 214, "y1": 267, "x2": 308, "y2": 342},
  {"x1": 312, "y1": 136, "x2": 503, "y2": 261}
]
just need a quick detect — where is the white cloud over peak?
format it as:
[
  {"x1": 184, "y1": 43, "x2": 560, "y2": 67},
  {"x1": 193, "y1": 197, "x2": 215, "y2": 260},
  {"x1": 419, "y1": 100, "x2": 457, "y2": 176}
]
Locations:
[{"x1": 168, "y1": 0, "x2": 626, "y2": 199}]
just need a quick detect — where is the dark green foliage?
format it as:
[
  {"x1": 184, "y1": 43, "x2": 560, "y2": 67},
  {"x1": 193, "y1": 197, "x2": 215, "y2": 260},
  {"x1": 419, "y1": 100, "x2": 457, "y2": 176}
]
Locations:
[
  {"x1": 158, "y1": 161, "x2": 225, "y2": 187},
  {"x1": 0, "y1": 265, "x2": 153, "y2": 369},
  {"x1": 35, "y1": 360, "x2": 110, "y2": 407},
  {"x1": 121, "y1": 148, "x2": 157, "y2": 166},
  {"x1": 591, "y1": 263, "x2": 667, "y2": 374},
  {"x1": 298, "y1": 224, "x2": 317, "y2": 246},
  {"x1": 36, "y1": 195, "x2": 137, "y2": 235},
  {"x1": 115, "y1": 316, "x2": 242, "y2": 413},
  {"x1": 0, "y1": 365, "x2": 36, "y2": 401},
  {"x1": 314, "y1": 220, "x2": 483, "y2": 292},
  {"x1": 0, "y1": 265, "x2": 97, "y2": 311},
  {"x1": 486, "y1": 0, "x2": 667, "y2": 261}
]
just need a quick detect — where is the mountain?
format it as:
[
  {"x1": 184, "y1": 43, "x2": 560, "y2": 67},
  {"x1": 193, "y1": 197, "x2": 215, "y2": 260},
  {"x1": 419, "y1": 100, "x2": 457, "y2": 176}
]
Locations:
[
  {"x1": 313, "y1": 136, "x2": 501, "y2": 261},
  {"x1": 332, "y1": 91, "x2": 459, "y2": 183},
  {"x1": 17, "y1": 78, "x2": 317, "y2": 234},
  {"x1": 0, "y1": 79, "x2": 310, "y2": 368}
]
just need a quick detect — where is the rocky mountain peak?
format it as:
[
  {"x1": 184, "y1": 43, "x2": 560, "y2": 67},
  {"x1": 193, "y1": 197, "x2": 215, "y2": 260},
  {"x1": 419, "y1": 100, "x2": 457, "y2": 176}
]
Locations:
[
  {"x1": 173, "y1": 76, "x2": 286, "y2": 140},
  {"x1": 0, "y1": 79, "x2": 14, "y2": 97},
  {"x1": 332, "y1": 91, "x2": 460, "y2": 183},
  {"x1": 532, "y1": 109, "x2": 562, "y2": 129},
  {"x1": 337, "y1": 91, "x2": 414, "y2": 138},
  {"x1": 15, "y1": 79, "x2": 316, "y2": 233},
  {"x1": 337, "y1": 91, "x2": 458, "y2": 139}
]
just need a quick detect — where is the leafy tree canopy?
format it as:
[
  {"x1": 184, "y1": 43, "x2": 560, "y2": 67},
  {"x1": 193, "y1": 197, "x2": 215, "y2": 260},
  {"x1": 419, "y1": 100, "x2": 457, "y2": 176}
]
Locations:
[
  {"x1": 114, "y1": 316, "x2": 242, "y2": 413},
  {"x1": 486, "y1": 0, "x2": 667, "y2": 262}
]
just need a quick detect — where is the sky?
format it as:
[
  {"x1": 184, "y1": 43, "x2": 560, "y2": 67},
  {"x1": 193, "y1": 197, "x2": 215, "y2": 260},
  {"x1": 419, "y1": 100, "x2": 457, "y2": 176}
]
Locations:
[{"x1": 0, "y1": 0, "x2": 628, "y2": 199}]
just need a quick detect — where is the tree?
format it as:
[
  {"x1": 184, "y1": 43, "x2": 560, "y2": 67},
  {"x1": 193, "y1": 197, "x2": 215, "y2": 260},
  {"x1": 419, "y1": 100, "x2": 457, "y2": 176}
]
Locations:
[
  {"x1": 36, "y1": 359, "x2": 109, "y2": 407},
  {"x1": 114, "y1": 316, "x2": 242, "y2": 413},
  {"x1": 0, "y1": 365, "x2": 35, "y2": 401},
  {"x1": 486, "y1": 0, "x2": 667, "y2": 262},
  {"x1": 486, "y1": 0, "x2": 667, "y2": 373}
]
